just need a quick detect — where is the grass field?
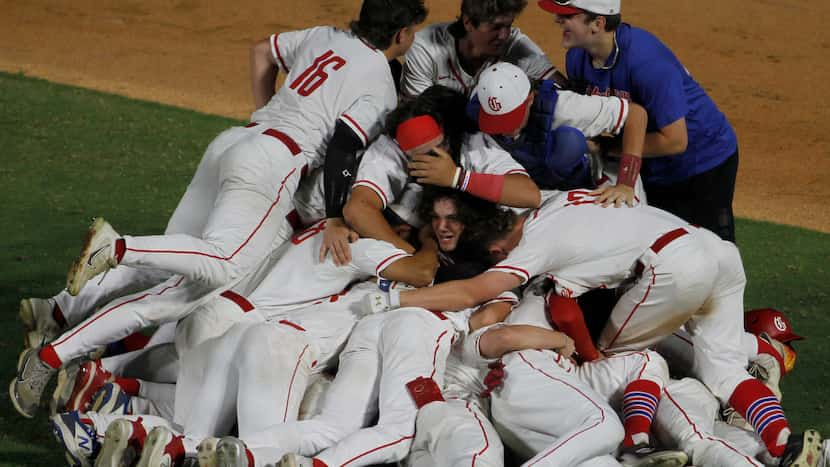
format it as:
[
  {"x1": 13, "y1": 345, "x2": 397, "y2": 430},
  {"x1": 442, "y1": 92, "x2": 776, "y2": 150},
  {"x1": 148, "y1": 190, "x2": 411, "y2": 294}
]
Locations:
[{"x1": 0, "y1": 71, "x2": 828, "y2": 466}]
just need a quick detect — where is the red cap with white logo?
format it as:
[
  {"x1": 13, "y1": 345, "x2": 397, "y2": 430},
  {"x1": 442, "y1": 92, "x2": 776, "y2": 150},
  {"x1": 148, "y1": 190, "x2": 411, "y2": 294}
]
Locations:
[
  {"x1": 475, "y1": 62, "x2": 532, "y2": 136},
  {"x1": 538, "y1": 0, "x2": 620, "y2": 16},
  {"x1": 744, "y1": 308, "x2": 804, "y2": 344}
]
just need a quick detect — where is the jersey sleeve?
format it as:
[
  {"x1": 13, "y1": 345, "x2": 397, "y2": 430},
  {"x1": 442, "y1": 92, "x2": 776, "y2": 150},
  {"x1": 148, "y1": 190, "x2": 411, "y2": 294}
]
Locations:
[
  {"x1": 339, "y1": 88, "x2": 396, "y2": 147},
  {"x1": 400, "y1": 37, "x2": 437, "y2": 98},
  {"x1": 552, "y1": 90, "x2": 630, "y2": 138},
  {"x1": 353, "y1": 138, "x2": 409, "y2": 209},
  {"x1": 632, "y1": 59, "x2": 688, "y2": 130},
  {"x1": 504, "y1": 29, "x2": 557, "y2": 81},
  {"x1": 464, "y1": 133, "x2": 528, "y2": 176},
  {"x1": 349, "y1": 238, "x2": 411, "y2": 277},
  {"x1": 485, "y1": 214, "x2": 558, "y2": 284},
  {"x1": 270, "y1": 26, "x2": 323, "y2": 73}
]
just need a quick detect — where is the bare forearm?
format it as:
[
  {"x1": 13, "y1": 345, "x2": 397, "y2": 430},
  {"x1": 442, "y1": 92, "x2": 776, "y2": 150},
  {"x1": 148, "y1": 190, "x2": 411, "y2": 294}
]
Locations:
[
  {"x1": 499, "y1": 175, "x2": 541, "y2": 208},
  {"x1": 344, "y1": 203, "x2": 415, "y2": 253},
  {"x1": 384, "y1": 240, "x2": 438, "y2": 287},
  {"x1": 400, "y1": 279, "x2": 482, "y2": 311},
  {"x1": 643, "y1": 117, "x2": 688, "y2": 156},
  {"x1": 621, "y1": 103, "x2": 646, "y2": 157},
  {"x1": 250, "y1": 39, "x2": 278, "y2": 110},
  {"x1": 479, "y1": 325, "x2": 571, "y2": 359}
]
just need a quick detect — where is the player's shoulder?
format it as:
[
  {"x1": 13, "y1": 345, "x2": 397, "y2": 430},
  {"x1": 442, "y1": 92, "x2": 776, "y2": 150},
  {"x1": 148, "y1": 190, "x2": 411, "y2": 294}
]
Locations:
[
  {"x1": 412, "y1": 22, "x2": 454, "y2": 52},
  {"x1": 621, "y1": 24, "x2": 677, "y2": 67},
  {"x1": 362, "y1": 134, "x2": 405, "y2": 163}
]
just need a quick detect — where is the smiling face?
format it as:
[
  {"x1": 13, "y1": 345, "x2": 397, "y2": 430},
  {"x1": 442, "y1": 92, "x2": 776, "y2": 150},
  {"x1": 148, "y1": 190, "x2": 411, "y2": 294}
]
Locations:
[
  {"x1": 555, "y1": 12, "x2": 597, "y2": 49},
  {"x1": 464, "y1": 14, "x2": 515, "y2": 58},
  {"x1": 431, "y1": 197, "x2": 465, "y2": 252}
]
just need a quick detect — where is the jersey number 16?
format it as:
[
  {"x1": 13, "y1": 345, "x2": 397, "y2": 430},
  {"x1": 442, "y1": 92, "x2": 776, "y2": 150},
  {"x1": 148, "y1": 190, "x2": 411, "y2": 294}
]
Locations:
[{"x1": 290, "y1": 50, "x2": 347, "y2": 96}]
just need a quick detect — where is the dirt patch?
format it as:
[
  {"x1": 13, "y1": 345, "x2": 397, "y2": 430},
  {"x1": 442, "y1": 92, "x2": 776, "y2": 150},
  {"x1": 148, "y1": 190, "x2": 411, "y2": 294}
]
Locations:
[{"x1": 3, "y1": 0, "x2": 828, "y2": 232}]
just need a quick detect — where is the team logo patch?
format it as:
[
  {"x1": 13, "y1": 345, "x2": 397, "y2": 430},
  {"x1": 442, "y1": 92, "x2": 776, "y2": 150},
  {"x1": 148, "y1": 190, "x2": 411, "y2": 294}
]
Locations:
[
  {"x1": 488, "y1": 96, "x2": 502, "y2": 112},
  {"x1": 774, "y1": 316, "x2": 787, "y2": 332}
]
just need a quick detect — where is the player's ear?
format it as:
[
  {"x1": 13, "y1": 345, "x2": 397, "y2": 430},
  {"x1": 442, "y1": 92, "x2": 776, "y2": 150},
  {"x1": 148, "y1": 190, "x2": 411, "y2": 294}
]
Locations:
[{"x1": 462, "y1": 14, "x2": 475, "y2": 33}]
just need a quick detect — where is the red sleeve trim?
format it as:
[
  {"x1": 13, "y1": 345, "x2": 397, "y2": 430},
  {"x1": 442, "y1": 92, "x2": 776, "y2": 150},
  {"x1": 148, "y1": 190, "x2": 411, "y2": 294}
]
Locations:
[
  {"x1": 340, "y1": 114, "x2": 369, "y2": 146},
  {"x1": 273, "y1": 34, "x2": 288, "y2": 72},
  {"x1": 376, "y1": 252, "x2": 410, "y2": 275},
  {"x1": 611, "y1": 97, "x2": 627, "y2": 134},
  {"x1": 353, "y1": 179, "x2": 390, "y2": 208}
]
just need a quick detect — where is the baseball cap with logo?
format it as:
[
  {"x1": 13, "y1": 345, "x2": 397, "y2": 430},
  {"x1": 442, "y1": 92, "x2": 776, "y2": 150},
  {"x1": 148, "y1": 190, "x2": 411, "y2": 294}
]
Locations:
[
  {"x1": 538, "y1": 0, "x2": 620, "y2": 15},
  {"x1": 744, "y1": 308, "x2": 804, "y2": 344},
  {"x1": 474, "y1": 62, "x2": 532, "y2": 136}
]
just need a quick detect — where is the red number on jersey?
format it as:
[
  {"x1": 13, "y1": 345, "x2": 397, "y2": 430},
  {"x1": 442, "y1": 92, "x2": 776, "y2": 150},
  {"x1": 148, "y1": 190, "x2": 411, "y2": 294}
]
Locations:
[
  {"x1": 289, "y1": 50, "x2": 347, "y2": 97},
  {"x1": 291, "y1": 220, "x2": 327, "y2": 245},
  {"x1": 565, "y1": 190, "x2": 598, "y2": 206}
]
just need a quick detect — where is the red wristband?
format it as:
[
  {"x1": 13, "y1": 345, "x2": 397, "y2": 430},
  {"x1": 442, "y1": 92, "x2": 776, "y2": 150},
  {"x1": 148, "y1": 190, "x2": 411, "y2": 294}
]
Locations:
[
  {"x1": 459, "y1": 171, "x2": 505, "y2": 203},
  {"x1": 618, "y1": 153, "x2": 641, "y2": 188}
]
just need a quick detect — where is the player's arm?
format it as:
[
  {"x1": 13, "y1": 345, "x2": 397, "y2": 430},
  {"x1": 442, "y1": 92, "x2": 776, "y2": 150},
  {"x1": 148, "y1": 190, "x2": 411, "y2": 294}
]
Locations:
[
  {"x1": 378, "y1": 235, "x2": 438, "y2": 287},
  {"x1": 320, "y1": 121, "x2": 365, "y2": 266},
  {"x1": 644, "y1": 117, "x2": 688, "y2": 155},
  {"x1": 469, "y1": 300, "x2": 514, "y2": 332},
  {"x1": 398, "y1": 271, "x2": 522, "y2": 311},
  {"x1": 399, "y1": 40, "x2": 435, "y2": 98},
  {"x1": 408, "y1": 147, "x2": 541, "y2": 208},
  {"x1": 478, "y1": 325, "x2": 575, "y2": 359},
  {"x1": 343, "y1": 186, "x2": 416, "y2": 253},
  {"x1": 250, "y1": 37, "x2": 279, "y2": 110}
]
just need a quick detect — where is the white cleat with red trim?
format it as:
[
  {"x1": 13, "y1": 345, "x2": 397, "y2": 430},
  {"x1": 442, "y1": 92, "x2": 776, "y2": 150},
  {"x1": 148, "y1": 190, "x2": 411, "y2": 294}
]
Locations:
[{"x1": 66, "y1": 217, "x2": 120, "y2": 296}]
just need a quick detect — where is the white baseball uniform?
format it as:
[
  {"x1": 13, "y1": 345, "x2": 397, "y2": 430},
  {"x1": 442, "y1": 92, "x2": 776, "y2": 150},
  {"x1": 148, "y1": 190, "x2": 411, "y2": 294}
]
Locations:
[
  {"x1": 238, "y1": 307, "x2": 460, "y2": 467},
  {"x1": 353, "y1": 132, "x2": 528, "y2": 211},
  {"x1": 487, "y1": 189, "x2": 754, "y2": 405},
  {"x1": 400, "y1": 22, "x2": 556, "y2": 97},
  {"x1": 118, "y1": 26, "x2": 396, "y2": 289}
]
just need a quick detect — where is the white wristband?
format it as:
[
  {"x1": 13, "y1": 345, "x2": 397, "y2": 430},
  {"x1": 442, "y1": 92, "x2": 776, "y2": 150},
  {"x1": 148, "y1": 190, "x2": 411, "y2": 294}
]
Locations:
[{"x1": 389, "y1": 289, "x2": 401, "y2": 308}]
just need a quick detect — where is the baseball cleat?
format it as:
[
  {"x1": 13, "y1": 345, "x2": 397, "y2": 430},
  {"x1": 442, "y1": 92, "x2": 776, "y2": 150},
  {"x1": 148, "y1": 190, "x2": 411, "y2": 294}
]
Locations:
[
  {"x1": 51, "y1": 410, "x2": 100, "y2": 467},
  {"x1": 9, "y1": 346, "x2": 57, "y2": 418},
  {"x1": 20, "y1": 297, "x2": 60, "y2": 333},
  {"x1": 277, "y1": 453, "x2": 316, "y2": 467},
  {"x1": 821, "y1": 438, "x2": 829, "y2": 467},
  {"x1": 90, "y1": 382, "x2": 132, "y2": 416},
  {"x1": 215, "y1": 437, "x2": 249, "y2": 467},
  {"x1": 52, "y1": 360, "x2": 80, "y2": 415},
  {"x1": 135, "y1": 426, "x2": 185, "y2": 467},
  {"x1": 95, "y1": 417, "x2": 147, "y2": 467},
  {"x1": 67, "y1": 217, "x2": 120, "y2": 296},
  {"x1": 196, "y1": 437, "x2": 219, "y2": 467},
  {"x1": 780, "y1": 429, "x2": 822, "y2": 467},
  {"x1": 64, "y1": 359, "x2": 115, "y2": 413},
  {"x1": 620, "y1": 443, "x2": 689, "y2": 467}
]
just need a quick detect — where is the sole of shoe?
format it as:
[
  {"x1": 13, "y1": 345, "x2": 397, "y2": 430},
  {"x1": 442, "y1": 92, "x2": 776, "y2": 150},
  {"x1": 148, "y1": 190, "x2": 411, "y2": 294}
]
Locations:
[
  {"x1": 136, "y1": 427, "x2": 174, "y2": 467},
  {"x1": 19, "y1": 298, "x2": 37, "y2": 331},
  {"x1": 633, "y1": 451, "x2": 689, "y2": 467},
  {"x1": 67, "y1": 217, "x2": 109, "y2": 296},
  {"x1": 278, "y1": 454, "x2": 299, "y2": 467},
  {"x1": 52, "y1": 362, "x2": 80, "y2": 415},
  {"x1": 9, "y1": 348, "x2": 41, "y2": 418},
  {"x1": 196, "y1": 437, "x2": 219, "y2": 467},
  {"x1": 95, "y1": 418, "x2": 138, "y2": 467},
  {"x1": 216, "y1": 438, "x2": 248, "y2": 467},
  {"x1": 788, "y1": 429, "x2": 823, "y2": 467}
]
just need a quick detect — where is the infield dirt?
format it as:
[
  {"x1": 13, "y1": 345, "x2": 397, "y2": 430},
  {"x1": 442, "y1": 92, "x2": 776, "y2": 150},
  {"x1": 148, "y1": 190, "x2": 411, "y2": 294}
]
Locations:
[{"x1": 2, "y1": 0, "x2": 828, "y2": 232}]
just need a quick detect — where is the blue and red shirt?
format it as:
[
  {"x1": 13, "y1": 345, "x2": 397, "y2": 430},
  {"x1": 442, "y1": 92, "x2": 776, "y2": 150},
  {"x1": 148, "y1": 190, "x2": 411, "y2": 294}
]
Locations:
[{"x1": 565, "y1": 23, "x2": 737, "y2": 185}]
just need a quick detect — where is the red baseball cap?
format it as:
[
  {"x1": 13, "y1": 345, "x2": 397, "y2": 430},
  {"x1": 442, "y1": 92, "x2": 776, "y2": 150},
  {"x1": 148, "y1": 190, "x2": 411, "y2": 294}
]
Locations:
[
  {"x1": 538, "y1": 0, "x2": 620, "y2": 15},
  {"x1": 744, "y1": 308, "x2": 804, "y2": 344}
]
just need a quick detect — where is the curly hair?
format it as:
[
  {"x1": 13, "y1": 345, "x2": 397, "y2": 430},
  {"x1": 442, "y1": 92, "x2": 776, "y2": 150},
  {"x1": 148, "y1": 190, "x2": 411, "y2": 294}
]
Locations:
[{"x1": 350, "y1": 0, "x2": 428, "y2": 50}]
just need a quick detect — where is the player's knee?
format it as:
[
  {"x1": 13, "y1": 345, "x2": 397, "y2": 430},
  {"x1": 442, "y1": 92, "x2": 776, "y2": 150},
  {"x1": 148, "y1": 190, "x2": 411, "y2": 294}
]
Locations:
[{"x1": 639, "y1": 350, "x2": 670, "y2": 386}]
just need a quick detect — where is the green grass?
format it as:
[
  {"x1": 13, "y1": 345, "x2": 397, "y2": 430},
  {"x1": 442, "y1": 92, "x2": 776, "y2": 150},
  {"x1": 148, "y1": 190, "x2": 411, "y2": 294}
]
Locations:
[{"x1": 0, "y1": 71, "x2": 828, "y2": 465}]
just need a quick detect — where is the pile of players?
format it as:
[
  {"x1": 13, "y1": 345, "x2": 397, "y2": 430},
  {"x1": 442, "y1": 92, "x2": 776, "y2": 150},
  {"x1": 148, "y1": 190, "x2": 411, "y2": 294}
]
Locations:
[{"x1": 10, "y1": 0, "x2": 826, "y2": 466}]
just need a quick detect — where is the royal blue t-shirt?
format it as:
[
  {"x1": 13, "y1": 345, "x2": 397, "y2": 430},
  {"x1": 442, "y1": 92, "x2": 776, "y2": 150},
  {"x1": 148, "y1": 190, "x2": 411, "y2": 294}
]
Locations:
[{"x1": 565, "y1": 24, "x2": 737, "y2": 185}]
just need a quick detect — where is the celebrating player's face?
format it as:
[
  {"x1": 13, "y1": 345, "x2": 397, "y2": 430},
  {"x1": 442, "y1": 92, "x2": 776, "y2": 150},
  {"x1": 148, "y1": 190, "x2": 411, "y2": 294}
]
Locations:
[
  {"x1": 431, "y1": 198, "x2": 464, "y2": 252},
  {"x1": 554, "y1": 13, "x2": 594, "y2": 49},
  {"x1": 467, "y1": 14, "x2": 515, "y2": 57}
]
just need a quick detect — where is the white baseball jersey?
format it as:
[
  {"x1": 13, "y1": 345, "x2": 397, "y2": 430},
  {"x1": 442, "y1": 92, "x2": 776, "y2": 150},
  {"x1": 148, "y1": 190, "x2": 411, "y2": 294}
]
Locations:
[
  {"x1": 353, "y1": 133, "x2": 528, "y2": 209},
  {"x1": 400, "y1": 22, "x2": 556, "y2": 97},
  {"x1": 251, "y1": 26, "x2": 397, "y2": 169},
  {"x1": 249, "y1": 220, "x2": 410, "y2": 312},
  {"x1": 488, "y1": 189, "x2": 687, "y2": 297},
  {"x1": 553, "y1": 90, "x2": 630, "y2": 138}
]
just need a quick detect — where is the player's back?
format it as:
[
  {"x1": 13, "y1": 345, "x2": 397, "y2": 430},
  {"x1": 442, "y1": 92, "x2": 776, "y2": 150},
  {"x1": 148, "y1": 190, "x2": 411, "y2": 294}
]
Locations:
[{"x1": 252, "y1": 26, "x2": 397, "y2": 169}]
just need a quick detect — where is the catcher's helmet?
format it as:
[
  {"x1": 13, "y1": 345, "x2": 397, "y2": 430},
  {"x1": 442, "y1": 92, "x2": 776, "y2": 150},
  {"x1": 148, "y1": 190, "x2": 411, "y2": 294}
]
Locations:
[{"x1": 744, "y1": 308, "x2": 804, "y2": 344}]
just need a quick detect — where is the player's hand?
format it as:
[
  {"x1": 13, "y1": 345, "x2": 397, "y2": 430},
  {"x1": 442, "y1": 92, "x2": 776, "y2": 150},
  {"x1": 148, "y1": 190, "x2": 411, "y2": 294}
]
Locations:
[
  {"x1": 320, "y1": 217, "x2": 358, "y2": 266},
  {"x1": 589, "y1": 184, "x2": 636, "y2": 208},
  {"x1": 408, "y1": 147, "x2": 457, "y2": 187},
  {"x1": 557, "y1": 334, "x2": 576, "y2": 359}
]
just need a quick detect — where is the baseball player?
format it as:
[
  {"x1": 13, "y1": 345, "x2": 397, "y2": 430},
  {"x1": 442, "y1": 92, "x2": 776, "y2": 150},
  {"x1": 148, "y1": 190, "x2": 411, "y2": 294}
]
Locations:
[
  {"x1": 12, "y1": 0, "x2": 428, "y2": 419},
  {"x1": 366, "y1": 189, "x2": 819, "y2": 464},
  {"x1": 400, "y1": 0, "x2": 563, "y2": 97},
  {"x1": 344, "y1": 86, "x2": 541, "y2": 255},
  {"x1": 540, "y1": 0, "x2": 740, "y2": 242},
  {"x1": 471, "y1": 61, "x2": 649, "y2": 207}
]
